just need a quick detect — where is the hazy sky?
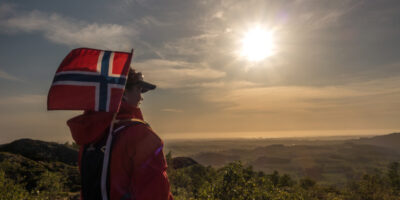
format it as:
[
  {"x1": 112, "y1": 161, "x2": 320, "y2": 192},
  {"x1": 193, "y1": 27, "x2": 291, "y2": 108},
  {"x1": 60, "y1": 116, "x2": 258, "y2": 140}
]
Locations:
[{"x1": 0, "y1": 0, "x2": 399, "y2": 143}]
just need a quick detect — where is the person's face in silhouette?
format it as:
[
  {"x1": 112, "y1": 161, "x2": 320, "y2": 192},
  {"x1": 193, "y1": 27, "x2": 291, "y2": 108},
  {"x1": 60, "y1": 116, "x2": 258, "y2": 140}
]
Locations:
[{"x1": 123, "y1": 84, "x2": 143, "y2": 108}]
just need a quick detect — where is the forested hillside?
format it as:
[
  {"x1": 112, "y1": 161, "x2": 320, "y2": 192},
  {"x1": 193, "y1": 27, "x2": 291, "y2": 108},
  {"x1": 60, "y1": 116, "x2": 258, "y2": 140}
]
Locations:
[{"x1": 1, "y1": 136, "x2": 399, "y2": 200}]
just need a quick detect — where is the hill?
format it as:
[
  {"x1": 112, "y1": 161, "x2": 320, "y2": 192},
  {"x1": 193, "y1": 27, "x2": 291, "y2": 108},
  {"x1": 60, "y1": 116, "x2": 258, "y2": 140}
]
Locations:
[
  {"x1": 192, "y1": 142, "x2": 400, "y2": 185},
  {"x1": 0, "y1": 138, "x2": 198, "y2": 199},
  {"x1": 355, "y1": 132, "x2": 400, "y2": 152},
  {"x1": 0, "y1": 138, "x2": 78, "y2": 165},
  {"x1": 179, "y1": 133, "x2": 400, "y2": 185},
  {"x1": 1, "y1": 136, "x2": 400, "y2": 199},
  {"x1": 0, "y1": 151, "x2": 80, "y2": 192}
]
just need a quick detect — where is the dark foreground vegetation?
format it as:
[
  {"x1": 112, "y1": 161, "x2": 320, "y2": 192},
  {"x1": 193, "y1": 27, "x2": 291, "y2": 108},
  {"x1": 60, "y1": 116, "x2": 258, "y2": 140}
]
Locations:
[{"x1": 0, "y1": 138, "x2": 399, "y2": 200}]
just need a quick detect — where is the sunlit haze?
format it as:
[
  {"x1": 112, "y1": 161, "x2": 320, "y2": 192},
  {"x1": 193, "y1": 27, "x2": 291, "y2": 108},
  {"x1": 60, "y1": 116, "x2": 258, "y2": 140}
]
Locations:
[
  {"x1": 240, "y1": 26, "x2": 274, "y2": 62},
  {"x1": 0, "y1": 1, "x2": 399, "y2": 143}
]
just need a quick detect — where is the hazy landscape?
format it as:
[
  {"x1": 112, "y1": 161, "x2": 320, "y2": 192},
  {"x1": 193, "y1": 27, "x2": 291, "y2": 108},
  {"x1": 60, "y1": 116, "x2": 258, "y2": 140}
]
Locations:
[
  {"x1": 166, "y1": 133, "x2": 400, "y2": 185},
  {"x1": 1, "y1": 132, "x2": 399, "y2": 199}
]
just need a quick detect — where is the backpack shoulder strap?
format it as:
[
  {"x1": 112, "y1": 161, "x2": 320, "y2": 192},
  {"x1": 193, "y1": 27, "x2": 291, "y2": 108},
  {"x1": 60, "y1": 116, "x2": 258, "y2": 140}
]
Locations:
[
  {"x1": 100, "y1": 118, "x2": 149, "y2": 200},
  {"x1": 113, "y1": 118, "x2": 149, "y2": 133},
  {"x1": 116, "y1": 118, "x2": 148, "y2": 126}
]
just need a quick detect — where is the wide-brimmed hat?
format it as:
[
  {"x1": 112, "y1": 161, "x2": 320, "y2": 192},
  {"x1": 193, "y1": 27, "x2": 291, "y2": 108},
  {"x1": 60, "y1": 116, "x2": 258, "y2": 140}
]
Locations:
[{"x1": 126, "y1": 69, "x2": 156, "y2": 93}]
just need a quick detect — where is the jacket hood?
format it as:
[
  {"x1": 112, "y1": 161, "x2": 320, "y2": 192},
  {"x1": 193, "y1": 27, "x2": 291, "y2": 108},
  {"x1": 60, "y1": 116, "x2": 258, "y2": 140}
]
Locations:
[{"x1": 67, "y1": 100, "x2": 144, "y2": 145}]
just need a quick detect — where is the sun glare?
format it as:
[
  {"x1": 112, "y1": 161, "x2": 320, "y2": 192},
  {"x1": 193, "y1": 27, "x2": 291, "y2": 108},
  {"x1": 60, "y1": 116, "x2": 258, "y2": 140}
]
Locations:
[{"x1": 240, "y1": 26, "x2": 274, "y2": 62}]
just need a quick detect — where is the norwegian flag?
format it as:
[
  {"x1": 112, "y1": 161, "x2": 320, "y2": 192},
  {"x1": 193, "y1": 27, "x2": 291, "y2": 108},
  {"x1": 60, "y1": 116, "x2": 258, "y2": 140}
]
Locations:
[{"x1": 47, "y1": 48, "x2": 133, "y2": 112}]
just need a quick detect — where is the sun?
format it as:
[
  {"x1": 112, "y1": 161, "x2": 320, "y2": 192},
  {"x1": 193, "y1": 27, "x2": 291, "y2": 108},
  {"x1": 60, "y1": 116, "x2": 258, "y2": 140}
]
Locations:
[{"x1": 240, "y1": 26, "x2": 274, "y2": 62}]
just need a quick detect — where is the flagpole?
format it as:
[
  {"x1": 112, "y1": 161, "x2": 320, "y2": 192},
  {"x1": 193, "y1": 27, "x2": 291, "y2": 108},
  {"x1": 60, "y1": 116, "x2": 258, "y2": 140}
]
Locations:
[
  {"x1": 101, "y1": 112, "x2": 117, "y2": 200},
  {"x1": 100, "y1": 48, "x2": 133, "y2": 200}
]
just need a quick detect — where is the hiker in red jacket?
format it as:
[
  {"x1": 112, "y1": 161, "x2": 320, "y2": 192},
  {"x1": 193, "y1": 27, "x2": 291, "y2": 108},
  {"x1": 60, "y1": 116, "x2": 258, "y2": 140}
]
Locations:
[{"x1": 67, "y1": 69, "x2": 173, "y2": 200}]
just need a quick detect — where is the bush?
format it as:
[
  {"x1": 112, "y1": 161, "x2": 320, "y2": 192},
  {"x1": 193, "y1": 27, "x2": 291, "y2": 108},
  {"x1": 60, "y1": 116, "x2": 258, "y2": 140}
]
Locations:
[{"x1": 0, "y1": 170, "x2": 29, "y2": 200}]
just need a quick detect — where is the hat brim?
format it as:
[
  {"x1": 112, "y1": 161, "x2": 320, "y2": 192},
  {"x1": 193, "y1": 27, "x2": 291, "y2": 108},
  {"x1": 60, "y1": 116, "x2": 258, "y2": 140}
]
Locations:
[{"x1": 137, "y1": 80, "x2": 156, "y2": 93}]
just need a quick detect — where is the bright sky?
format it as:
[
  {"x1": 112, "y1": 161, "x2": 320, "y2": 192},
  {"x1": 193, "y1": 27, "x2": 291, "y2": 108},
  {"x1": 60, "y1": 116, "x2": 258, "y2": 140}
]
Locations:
[{"x1": 0, "y1": 0, "x2": 399, "y2": 143}]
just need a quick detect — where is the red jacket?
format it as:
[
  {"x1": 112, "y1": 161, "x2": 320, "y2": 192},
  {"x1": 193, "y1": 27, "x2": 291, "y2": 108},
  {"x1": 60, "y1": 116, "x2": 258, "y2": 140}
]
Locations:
[{"x1": 67, "y1": 100, "x2": 173, "y2": 200}]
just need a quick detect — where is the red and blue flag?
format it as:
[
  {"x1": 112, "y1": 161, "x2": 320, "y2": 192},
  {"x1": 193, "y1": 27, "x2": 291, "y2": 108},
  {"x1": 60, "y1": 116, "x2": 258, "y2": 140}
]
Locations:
[{"x1": 47, "y1": 48, "x2": 133, "y2": 112}]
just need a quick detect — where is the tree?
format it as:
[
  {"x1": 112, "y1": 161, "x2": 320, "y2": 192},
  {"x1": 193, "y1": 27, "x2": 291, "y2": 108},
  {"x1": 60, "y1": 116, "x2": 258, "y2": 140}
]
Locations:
[
  {"x1": 388, "y1": 162, "x2": 400, "y2": 193},
  {"x1": 299, "y1": 178, "x2": 316, "y2": 190}
]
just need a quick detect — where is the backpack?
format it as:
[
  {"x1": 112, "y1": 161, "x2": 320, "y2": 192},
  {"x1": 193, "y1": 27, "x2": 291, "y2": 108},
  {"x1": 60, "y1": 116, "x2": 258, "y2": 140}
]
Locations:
[{"x1": 80, "y1": 119, "x2": 148, "y2": 200}]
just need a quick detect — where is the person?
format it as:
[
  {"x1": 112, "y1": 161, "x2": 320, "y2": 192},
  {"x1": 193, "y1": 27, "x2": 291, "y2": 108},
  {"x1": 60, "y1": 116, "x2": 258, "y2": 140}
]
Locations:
[{"x1": 67, "y1": 68, "x2": 173, "y2": 200}]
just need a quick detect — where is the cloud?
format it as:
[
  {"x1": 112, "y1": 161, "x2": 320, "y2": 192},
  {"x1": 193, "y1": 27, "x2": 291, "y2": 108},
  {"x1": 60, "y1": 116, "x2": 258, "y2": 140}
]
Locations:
[
  {"x1": 204, "y1": 76, "x2": 400, "y2": 114},
  {"x1": 0, "y1": 94, "x2": 45, "y2": 105},
  {"x1": 0, "y1": 3, "x2": 15, "y2": 17},
  {"x1": 289, "y1": 0, "x2": 361, "y2": 30},
  {"x1": 0, "y1": 4, "x2": 138, "y2": 50},
  {"x1": 161, "y1": 108, "x2": 183, "y2": 113},
  {"x1": 0, "y1": 0, "x2": 399, "y2": 138},
  {"x1": 182, "y1": 80, "x2": 262, "y2": 90},
  {"x1": 133, "y1": 59, "x2": 226, "y2": 88},
  {"x1": 0, "y1": 69, "x2": 23, "y2": 82}
]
